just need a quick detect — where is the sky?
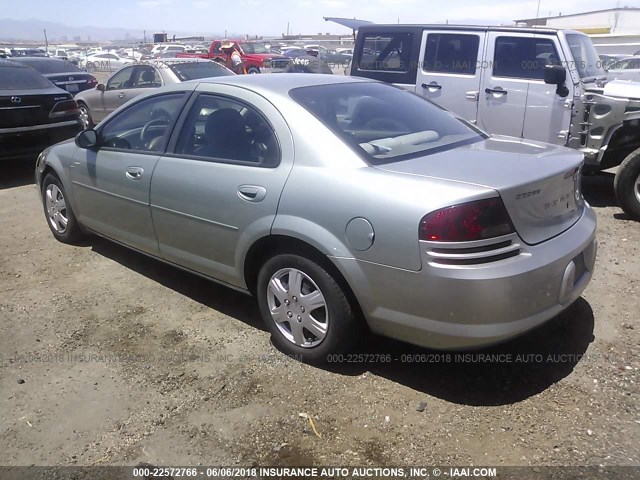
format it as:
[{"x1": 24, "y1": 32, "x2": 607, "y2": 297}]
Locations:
[{"x1": 0, "y1": 0, "x2": 636, "y2": 37}]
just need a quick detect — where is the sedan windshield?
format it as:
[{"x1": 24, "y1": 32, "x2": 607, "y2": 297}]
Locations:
[
  {"x1": 168, "y1": 61, "x2": 234, "y2": 80},
  {"x1": 566, "y1": 34, "x2": 606, "y2": 79},
  {"x1": 289, "y1": 82, "x2": 485, "y2": 164}
]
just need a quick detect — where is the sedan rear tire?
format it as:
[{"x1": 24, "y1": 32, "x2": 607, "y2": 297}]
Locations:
[
  {"x1": 41, "y1": 174, "x2": 85, "y2": 244},
  {"x1": 614, "y1": 147, "x2": 640, "y2": 220},
  {"x1": 257, "y1": 254, "x2": 359, "y2": 363}
]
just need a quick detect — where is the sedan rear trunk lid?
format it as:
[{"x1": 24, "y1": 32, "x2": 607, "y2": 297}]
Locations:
[
  {"x1": 375, "y1": 136, "x2": 585, "y2": 245},
  {"x1": 0, "y1": 88, "x2": 73, "y2": 129}
]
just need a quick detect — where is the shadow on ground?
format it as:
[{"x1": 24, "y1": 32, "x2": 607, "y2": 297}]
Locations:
[
  {"x1": 355, "y1": 298, "x2": 594, "y2": 406},
  {"x1": 90, "y1": 235, "x2": 595, "y2": 407},
  {"x1": 1, "y1": 159, "x2": 36, "y2": 190},
  {"x1": 581, "y1": 171, "x2": 617, "y2": 208},
  {"x1": 90, "y1": 237, "x2": 265, "y2": 332}
]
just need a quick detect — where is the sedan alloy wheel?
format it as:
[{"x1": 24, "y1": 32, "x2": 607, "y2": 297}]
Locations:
[
  {"x1": 45, "y1": 183, "x2": 68, "y2": 234},
  {"x1": 267, "y1": 267, "x2": 329, "y2": 348}
]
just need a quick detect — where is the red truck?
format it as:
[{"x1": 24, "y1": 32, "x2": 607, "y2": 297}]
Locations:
[{"x1": 176, "y1": 40, "x2": 289, "y2": 73}]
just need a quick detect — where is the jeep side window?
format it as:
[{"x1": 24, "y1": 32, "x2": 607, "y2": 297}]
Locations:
[
  {"x1": 358, "y1": 33, "x2": 413, "y2": 72},
  {"x1": 493, "y1": 36, "x2": 560, "y2": 80},
  {"x1": 423, "y1": 34, "x2": 480, "y2": 75}
]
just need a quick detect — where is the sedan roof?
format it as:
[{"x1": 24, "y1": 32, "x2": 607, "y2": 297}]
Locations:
[{"x1": 193, "y1": 72, "x2": 372, "y2": 96}]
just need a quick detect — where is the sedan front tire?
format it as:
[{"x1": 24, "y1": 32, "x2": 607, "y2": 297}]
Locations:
[{"x1": 41, "y1": 174, "x2": 84, "y2": 244}]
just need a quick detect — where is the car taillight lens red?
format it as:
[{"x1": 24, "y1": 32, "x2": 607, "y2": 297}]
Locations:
[
  {"x1": 419, "y1": 198, "x2": 515, "y2": 242},
  {"x1": 49, "y1": 99, "x2": 80, "y2": 118},
  {"x1": 87, "y1": 77, "x2": 98, "y2": 86}
]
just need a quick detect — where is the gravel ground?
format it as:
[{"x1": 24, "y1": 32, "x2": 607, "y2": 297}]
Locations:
[{"x1": 0, "y1": 160, "x2": 638, "y2": 468}]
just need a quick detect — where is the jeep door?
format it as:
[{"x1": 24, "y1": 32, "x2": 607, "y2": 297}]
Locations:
[
  {"x1": 416, "y1": 30, "x2": 486, "y2": 124},
  {"x1": 478, "y1": 32, "x2": 573, "y2": 144}
]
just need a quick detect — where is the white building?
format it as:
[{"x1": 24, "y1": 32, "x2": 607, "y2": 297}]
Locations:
[{"x1": 515, "y1": 7, "x2": 640, "y2": 55}]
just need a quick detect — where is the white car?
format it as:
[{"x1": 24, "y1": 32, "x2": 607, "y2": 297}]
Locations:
[{"x1": 79, "y1": 53, "x2": 134, "y2": 72}]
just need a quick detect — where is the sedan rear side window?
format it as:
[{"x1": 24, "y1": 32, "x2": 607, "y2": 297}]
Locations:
[
  {"x1": 175, "y1": 94, "x2": 280, "y2": 166},
  {"x1": 423, "y1": 33, "x2": 480, "y2": 75},
  {"x1": 290, "y1": 82, "x2": 484, "y2": 164}
]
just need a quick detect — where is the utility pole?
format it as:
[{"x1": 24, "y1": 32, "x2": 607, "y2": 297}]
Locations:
[
  {"x1": 144, "y1": 30, "x2": 147, "y2": 43},
  {"x1": 43, "y1": 29, "x2": 49, "y2": 51}
]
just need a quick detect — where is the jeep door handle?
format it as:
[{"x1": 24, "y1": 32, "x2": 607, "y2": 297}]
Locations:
[
  {"x1": 125, "y1": 166, "x2": 143, "y2": 180},
  {"x1": 485, "y1": 87, "x2": 508, "y2": 95},
  {"x1": 237, "y1": 185, "x2": 267, "y2": 202},
  {"x1": 422, "y1": 82, "x2": 442, "y2": 90}
]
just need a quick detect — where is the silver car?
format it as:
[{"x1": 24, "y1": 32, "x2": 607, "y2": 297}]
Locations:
[
  {"x1": 36, "y1": 75, "x2": 597, "y2": 362},
  {"x1": 74, "y1": 59, "x2": 234, "y2": 128}
]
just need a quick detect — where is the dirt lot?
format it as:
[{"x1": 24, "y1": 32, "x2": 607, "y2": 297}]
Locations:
[{"x1": 0, "y1": 159, "x2": 638, "y2": 468}]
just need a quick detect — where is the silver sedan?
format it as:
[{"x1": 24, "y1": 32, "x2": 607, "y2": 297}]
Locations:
[
  {"x1": 74, "y1": 59, "x2": 234, "y2": 128},
  {"x1": 36, "y1": 75, "x2": 597, "y2": 362}
]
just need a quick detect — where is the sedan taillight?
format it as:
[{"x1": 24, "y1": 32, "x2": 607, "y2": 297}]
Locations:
[
  {"x1": 419, "y1": 198, "x2": 515, "y2": 242},
  {"x1": 86, "y1": 76, "x2": 98, "y2": 87},
  {"x1": 49, "y1": 99, "x2": 80, "y2": 118}
]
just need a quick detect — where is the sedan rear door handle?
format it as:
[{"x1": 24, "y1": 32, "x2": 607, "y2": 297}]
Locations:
[
  {"x1": 125, "y1": 166, "x2": 144, "y2": 180},
  {"x1": 118, "y1": 92, "x2": 126, "y2": 98},
  {"x1": 238, "y1": 185, "x2": 267, "y2": 202}
]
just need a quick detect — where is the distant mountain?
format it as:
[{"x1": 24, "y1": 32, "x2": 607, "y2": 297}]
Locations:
[{"x1": 0, "y1": 18, "x2": 219, "y2": 43}]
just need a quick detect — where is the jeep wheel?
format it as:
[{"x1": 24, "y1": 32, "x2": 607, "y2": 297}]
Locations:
[{"x1": 614, "y1": 147, "x2": 640, "y2": 220}]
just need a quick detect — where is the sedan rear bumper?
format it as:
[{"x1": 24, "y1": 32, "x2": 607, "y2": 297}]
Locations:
[
  {"x1": 0, "y1": 120, "x2": 82, "y2": 161},
  {"x1": 331, "y1": 206, "x2": 597, "y2": 350}
]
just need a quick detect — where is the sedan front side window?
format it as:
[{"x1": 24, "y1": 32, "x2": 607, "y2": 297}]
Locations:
[{"x1": 99, "y1": 93, "x2": 186, "y2": 152}]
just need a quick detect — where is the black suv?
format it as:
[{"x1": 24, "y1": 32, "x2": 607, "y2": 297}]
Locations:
[{"x1": 0, "y1": 59, "x2": 83, "y2": 161}]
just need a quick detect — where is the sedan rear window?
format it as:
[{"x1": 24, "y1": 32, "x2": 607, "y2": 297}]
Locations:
[
  {"x1": 0, "y1": 65, "x2": 53, "y2": 89},
  {"x1": 168, "y1": 61, "x2": 235, "y2": 80},
  {"x1": 21, "y1": 60, "x2": 81, "y2": 74},
  {"x1": 289, "y1": 82, "x2": 485, "y2": 164}
]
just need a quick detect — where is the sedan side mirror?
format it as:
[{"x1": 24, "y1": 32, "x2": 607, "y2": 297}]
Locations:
[
  {"x1": 75, "y1": 129, "x2": 98, "y2": 149},
  {"x1": 96, "y1": 83, "x2": 106, "y2": 91}
]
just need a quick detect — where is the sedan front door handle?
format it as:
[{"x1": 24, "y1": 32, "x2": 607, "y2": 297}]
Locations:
[
  {"x1": 118, "y1": 92, "x2": 126, "y2": 98},
  {"x1": 238, "y1": 185, "x2": 267, "y2": 202}
]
